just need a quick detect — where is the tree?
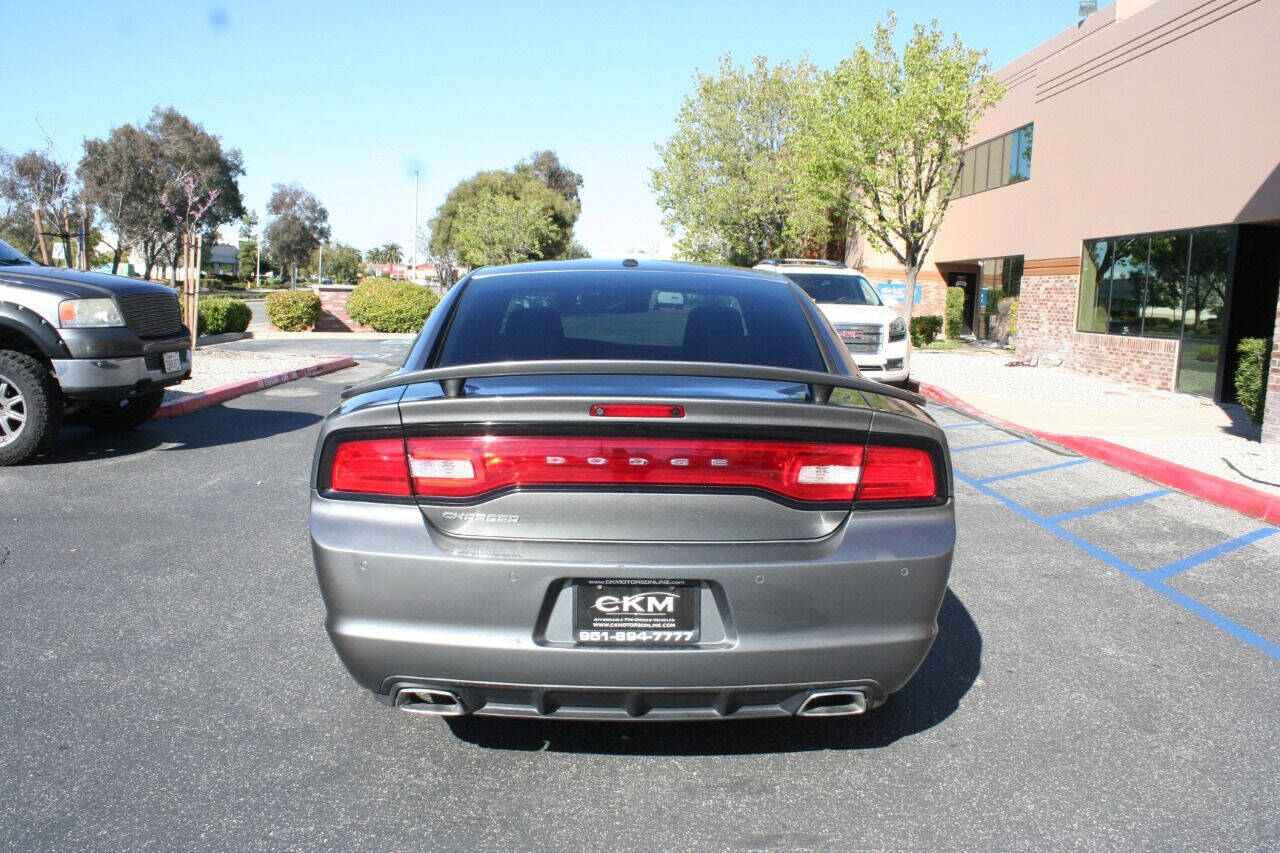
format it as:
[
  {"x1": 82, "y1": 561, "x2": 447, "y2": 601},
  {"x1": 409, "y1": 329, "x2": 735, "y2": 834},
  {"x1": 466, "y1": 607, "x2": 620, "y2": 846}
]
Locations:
[
  {"x1": 429, "y1": 159, "x2": 580, "y2": 264},
  {"x1": 522, "y1": 150, "x2": 583, "y2": 202},
  {"x1": 0, "y1": 199, "x2": 38, "y2": 257},
  {"x1": 450, "y1": 191, "x2": 556, "y2": 268},
  {"x1": 266, "y1": 183, "x2": 330, "y2": 284},
  {"x1": 418, "y1": 225, "x2": 461, "y2": 287},
  {"x1": 651, "y1": 55, "x2": 834, "y2": 267},
  {"x1": 238, "y1": 211, "x2": 258, "y2": 241},
  {"x1": 435, "y1": 150, "x2": 586, "y2": 262},
  {"x1": 79, "y1": 124, "x2": 168, "y2": 274},
  {"x1": 366, "y1": 242, "x2": 402, "y2": 265},
  {"x1": 0, "y1": 146, "x2": 87, "y2": 268},
  {"x1": 79, "y1": 107, "x2": 245, "y2": 279},
  {"x1": 791, "y1": 14, "x2": 1003, "y2": 327},
  {"x1": 238, "y1": 240, "x2": 263, "y2": 280},
  {"x1": 146, "y1": 107, "x2": 245, "y2": 273},
  {"x1": 428, "y1": 249, "x2": 461, "y2": 288},
  {"x1": 309, "y1": 242, "x2": 363, "y2": 283}
]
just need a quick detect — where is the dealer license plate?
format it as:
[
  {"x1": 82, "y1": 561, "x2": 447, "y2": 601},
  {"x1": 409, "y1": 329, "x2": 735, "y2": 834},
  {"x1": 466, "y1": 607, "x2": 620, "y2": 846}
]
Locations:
[
  {"x1": 573, "y1": 579, "x2": 700, "y2": 644},
  {"x1": 162, "y1": 350, "x2": 183, "y2": 373}
]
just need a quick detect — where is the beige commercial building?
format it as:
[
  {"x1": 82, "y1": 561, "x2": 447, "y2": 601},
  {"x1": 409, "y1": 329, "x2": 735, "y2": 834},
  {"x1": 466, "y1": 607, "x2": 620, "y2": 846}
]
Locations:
[{"x1": 861, "y1": 0, "x2": 1280, "y2": 443}]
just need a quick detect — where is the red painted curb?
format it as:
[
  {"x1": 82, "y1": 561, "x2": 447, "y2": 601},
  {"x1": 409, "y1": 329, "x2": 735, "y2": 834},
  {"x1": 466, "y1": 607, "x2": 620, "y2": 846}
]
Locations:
[
  {"x1": 153, "y1": 355, "x2": 356, "y2": 420},
  {"x1": 917, "y1": 381, "x2": 1280, "y2": 526}
]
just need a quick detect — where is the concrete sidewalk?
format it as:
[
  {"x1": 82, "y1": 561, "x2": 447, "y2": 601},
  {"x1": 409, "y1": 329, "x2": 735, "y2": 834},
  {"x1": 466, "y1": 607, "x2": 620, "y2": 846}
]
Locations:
[{"x1": 911, "y1": 348, "x2": 1280, "y2": 496}]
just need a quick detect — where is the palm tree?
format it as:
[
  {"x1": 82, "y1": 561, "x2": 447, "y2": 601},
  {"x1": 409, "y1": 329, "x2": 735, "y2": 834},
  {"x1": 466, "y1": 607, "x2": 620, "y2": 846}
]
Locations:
[{"x1": 365, "y1": 242, "x2": 403, "y2": 265}]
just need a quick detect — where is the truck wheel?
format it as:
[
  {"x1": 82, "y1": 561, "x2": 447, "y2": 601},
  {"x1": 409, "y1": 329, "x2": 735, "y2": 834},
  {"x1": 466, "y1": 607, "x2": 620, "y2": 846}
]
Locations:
[
  {"x1": 81, "y1": 390, "x2": 166, "y2": 432},
  {"x1": 0, "y1": 350, "x2": 62, "y2": 466}
]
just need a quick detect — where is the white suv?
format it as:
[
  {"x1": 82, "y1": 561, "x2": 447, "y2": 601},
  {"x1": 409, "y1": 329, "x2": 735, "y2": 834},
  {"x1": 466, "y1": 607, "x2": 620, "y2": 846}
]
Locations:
[{"x1": 755, "y1": 260, "x2": 910, "y2": 383}]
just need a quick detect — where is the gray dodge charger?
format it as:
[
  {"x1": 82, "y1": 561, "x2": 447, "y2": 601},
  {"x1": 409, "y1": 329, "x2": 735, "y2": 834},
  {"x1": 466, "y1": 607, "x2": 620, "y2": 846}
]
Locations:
[{"x1": 310, "y1": 259, "x2": 955, "y2": 721}]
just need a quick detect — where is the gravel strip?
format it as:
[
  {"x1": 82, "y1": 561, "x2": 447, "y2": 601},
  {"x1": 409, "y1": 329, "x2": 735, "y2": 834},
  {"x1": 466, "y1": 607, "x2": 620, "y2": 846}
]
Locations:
[
  {"x1": 912, "y1": 348, "x2": 1280, "y2": 498},
  {"x1": 162, "y1": 349, "x2": 325, "y2": 403}
]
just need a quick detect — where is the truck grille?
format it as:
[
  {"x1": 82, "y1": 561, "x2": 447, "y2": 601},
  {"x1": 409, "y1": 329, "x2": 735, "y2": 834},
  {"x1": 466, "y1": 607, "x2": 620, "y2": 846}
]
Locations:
[
  {"x1": 833, "y1": 323, "x2": 882, "y2": 354},
  {"x1": 118, "y1": 292, "x2": 183, "y2": 339}
]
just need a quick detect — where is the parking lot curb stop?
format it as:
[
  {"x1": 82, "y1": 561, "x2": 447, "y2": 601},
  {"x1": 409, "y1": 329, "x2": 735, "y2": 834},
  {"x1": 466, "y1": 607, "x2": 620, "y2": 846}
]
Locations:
[{"x1": 154, "y1": 355, "x2": 356, "y2": 420}]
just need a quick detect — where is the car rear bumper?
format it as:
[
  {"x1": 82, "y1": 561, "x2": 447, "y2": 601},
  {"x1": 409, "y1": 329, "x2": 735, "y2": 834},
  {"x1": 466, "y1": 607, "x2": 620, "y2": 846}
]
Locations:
[
  {"x1": 311, "y1": 496, "x2": 955, "y2": 719},
  {"x1": 380, "y1": 677, "x2": 890, "y2": 720}
]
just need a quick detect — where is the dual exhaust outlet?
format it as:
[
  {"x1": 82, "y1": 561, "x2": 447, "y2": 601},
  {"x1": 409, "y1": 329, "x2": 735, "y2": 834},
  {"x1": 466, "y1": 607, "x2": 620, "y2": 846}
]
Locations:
[
  {"x1": 394, "y1": 687, "x2": 468, "y2": 717},
  {"x1": 392, "y1": 686, "x2": 869, "y2": 718},
  {"x1": 795, "y1": 689, "x2": 869, "y2": 717}
]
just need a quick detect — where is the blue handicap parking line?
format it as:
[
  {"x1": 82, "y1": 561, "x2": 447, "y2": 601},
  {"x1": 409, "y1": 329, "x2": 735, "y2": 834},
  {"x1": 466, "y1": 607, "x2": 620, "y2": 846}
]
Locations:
[
  {"x1": 953, "y1": 469, "x2": 1280, "y2": 662},
  {"x1": 976, "y1": 458, "x2": 1089, "y2": 483},
  {"x1": 942, "y1": 422, "x2": 987, "y2": 431},
  {"x1": 1146, "y1": 528, "x2": 1279, "y2": 582},
  {"x1": 950, "y1": 437, "x2": 1031, "y2": 454},
  {"x1": 1046, "y1": 489, "x2": 1171, "y2": 523}
]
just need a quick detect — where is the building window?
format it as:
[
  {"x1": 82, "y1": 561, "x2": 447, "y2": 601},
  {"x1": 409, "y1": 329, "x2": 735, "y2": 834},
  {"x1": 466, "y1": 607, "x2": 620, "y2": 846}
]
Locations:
[
  {"x1": 1108, "y1": 237, "x2": 1146, "y2": 335},
  {"x1": 1010, "y1": 125, "x2": 1033, "y2": 182},
  {"x1": 953, "y1": 123, "x2": 1033, "y2": 199},
  {"x1": 1145, "y1": 233, "x2": 1191, "y2": 338},
  {"x1": 1076, "y1": 228, "x2": 1230, "y2": 339},
  {"x1": 979, "y1": 255, "x2": 1024, "y2": 300},
  {"x1": 960, "y1": 147, "x2": 976, "y2": 196},
  {"x1": 971, "y1": 255, "x2": 1024, "y2": 340}
]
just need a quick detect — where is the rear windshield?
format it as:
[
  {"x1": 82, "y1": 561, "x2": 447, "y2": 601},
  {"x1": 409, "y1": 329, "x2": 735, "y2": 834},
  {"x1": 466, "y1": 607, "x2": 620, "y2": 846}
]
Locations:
[
  {"x1": 785, "y1": 272, "x2": 882, "y2": 306},
  {"x1": 436, "y1": 270, "x2": 825, "y2": 370}
]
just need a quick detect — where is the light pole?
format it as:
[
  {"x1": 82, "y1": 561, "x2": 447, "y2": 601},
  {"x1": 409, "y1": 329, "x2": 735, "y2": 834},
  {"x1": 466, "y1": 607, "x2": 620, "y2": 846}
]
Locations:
[
  {"x1": 376, "y1": 156, "x2": 421, "y2": 283},
  {"x1": 411, "y1": 169, "x2": 419, "y2": 283},
  {"x1": 255, "y1": 212, "x2": 263, "y2": 288}
]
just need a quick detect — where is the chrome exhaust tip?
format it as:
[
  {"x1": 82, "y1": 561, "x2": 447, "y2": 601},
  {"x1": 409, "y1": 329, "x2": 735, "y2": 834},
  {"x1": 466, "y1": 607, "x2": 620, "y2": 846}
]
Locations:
[
  {"x1": 796, "y1": 689, "x2": 869, "y2": 717},
  {"x1": 394, "y1": 687, "x2": 468, "y2": 717}
]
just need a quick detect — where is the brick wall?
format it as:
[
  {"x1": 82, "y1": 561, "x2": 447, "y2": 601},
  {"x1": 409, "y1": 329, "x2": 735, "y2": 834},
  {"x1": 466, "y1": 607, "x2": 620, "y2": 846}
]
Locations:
[
  {"x1": 916, "y1": 279, "x2": 947, "y2": 321},
  {"x1": 1264, "y1": 295, "x2": 1280, "y2": 445},
  {"x1": 1016, "y1": 273, "x2": 1078, "y2": 360},
  {"x1": 1016, "y1": 272, "x2": 1179, "y2": 390},
  {"x1": 884, "y1": 280, "x2": 947, "y2": 321},
  {"x1": 311, "y1": 286, "x2": 374, "y2": 333},
  {"x1": 1066, "y1": 332, "x2": 1179, "y2": 390}
]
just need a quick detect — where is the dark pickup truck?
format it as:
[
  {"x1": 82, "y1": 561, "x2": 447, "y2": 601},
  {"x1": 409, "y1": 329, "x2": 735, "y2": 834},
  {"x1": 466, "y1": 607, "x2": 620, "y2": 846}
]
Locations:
[{"x1": 0, "y1": 238, "x2": 191, "y2": 465}]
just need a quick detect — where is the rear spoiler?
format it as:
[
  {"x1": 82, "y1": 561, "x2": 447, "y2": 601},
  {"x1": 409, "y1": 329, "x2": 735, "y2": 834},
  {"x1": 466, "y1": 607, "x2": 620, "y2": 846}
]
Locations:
[{"x1": 341, "y1": 359, "x2": 926, "y2": 407}]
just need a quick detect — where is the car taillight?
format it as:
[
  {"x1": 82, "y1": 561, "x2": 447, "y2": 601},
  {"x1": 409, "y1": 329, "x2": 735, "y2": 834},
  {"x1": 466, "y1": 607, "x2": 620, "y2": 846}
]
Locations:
[
  {"x1": 401, "y1": 436, "x2": 864, "y2": 501},
  {"x1": 327, "y1": 436, "x2": 936, "y2": 504},
  {"x1": 329, "y1": 438, "x2": 411, "y2": 496},
  {"x1": 855, "y1": 446, "x2": 936, "y2": 501}
]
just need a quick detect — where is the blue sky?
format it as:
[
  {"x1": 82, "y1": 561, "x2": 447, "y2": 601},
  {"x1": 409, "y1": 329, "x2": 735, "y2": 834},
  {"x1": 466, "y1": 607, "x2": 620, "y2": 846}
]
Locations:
[{"x1": 3, "y1": 1, "x2": 1094, "y2": 258}]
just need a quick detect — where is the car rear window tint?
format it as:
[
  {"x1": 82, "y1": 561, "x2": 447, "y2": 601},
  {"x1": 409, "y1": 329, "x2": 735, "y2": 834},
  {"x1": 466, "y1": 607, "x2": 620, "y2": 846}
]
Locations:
[{"x1": 436, "y1": 270, "x2": 825, "y2": 370}]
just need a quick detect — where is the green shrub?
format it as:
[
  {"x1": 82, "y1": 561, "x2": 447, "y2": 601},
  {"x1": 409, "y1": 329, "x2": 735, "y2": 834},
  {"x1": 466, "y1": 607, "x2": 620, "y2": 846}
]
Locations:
[
  {"x1": 1007, "y1": 298, "x2": 1019, "y2": 337},
  {"x1": 1196, "y1": 344, "x2": 1218, "y2": 362},
  {"x1": 910, "y1": 315, "x2": 942, "y2": 347},
  {"x1": 197, "y1": 297, "x2": 251, "y2": 336},
  {"x1": 347, "y1": 277, "x2": 439, "y2": 333},
  {"x1": 1235, "y1": 337, "x2": 1272, "y2": 426},
  {"x1": 945, "y1": 287, "x2": 965, "y2": 338},
  {"x1": 265, "y1": 290, "x2": 321, "y2": 331}
]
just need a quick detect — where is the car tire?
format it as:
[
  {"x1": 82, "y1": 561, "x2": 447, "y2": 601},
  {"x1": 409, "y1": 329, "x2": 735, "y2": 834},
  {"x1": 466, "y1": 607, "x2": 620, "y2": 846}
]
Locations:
[
  {"x1": 80, "y1": 390, "x2": 166, "y2": 432},
  {"x1": 0, "y1": 350, "x2": 62, "y2": 466}
]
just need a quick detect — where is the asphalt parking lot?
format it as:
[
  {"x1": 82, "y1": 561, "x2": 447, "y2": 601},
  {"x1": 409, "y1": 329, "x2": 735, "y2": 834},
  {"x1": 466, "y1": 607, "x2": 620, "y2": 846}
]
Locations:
[{"x1": 2, "y1": 345, "x2": 1276, "y2": 851}]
